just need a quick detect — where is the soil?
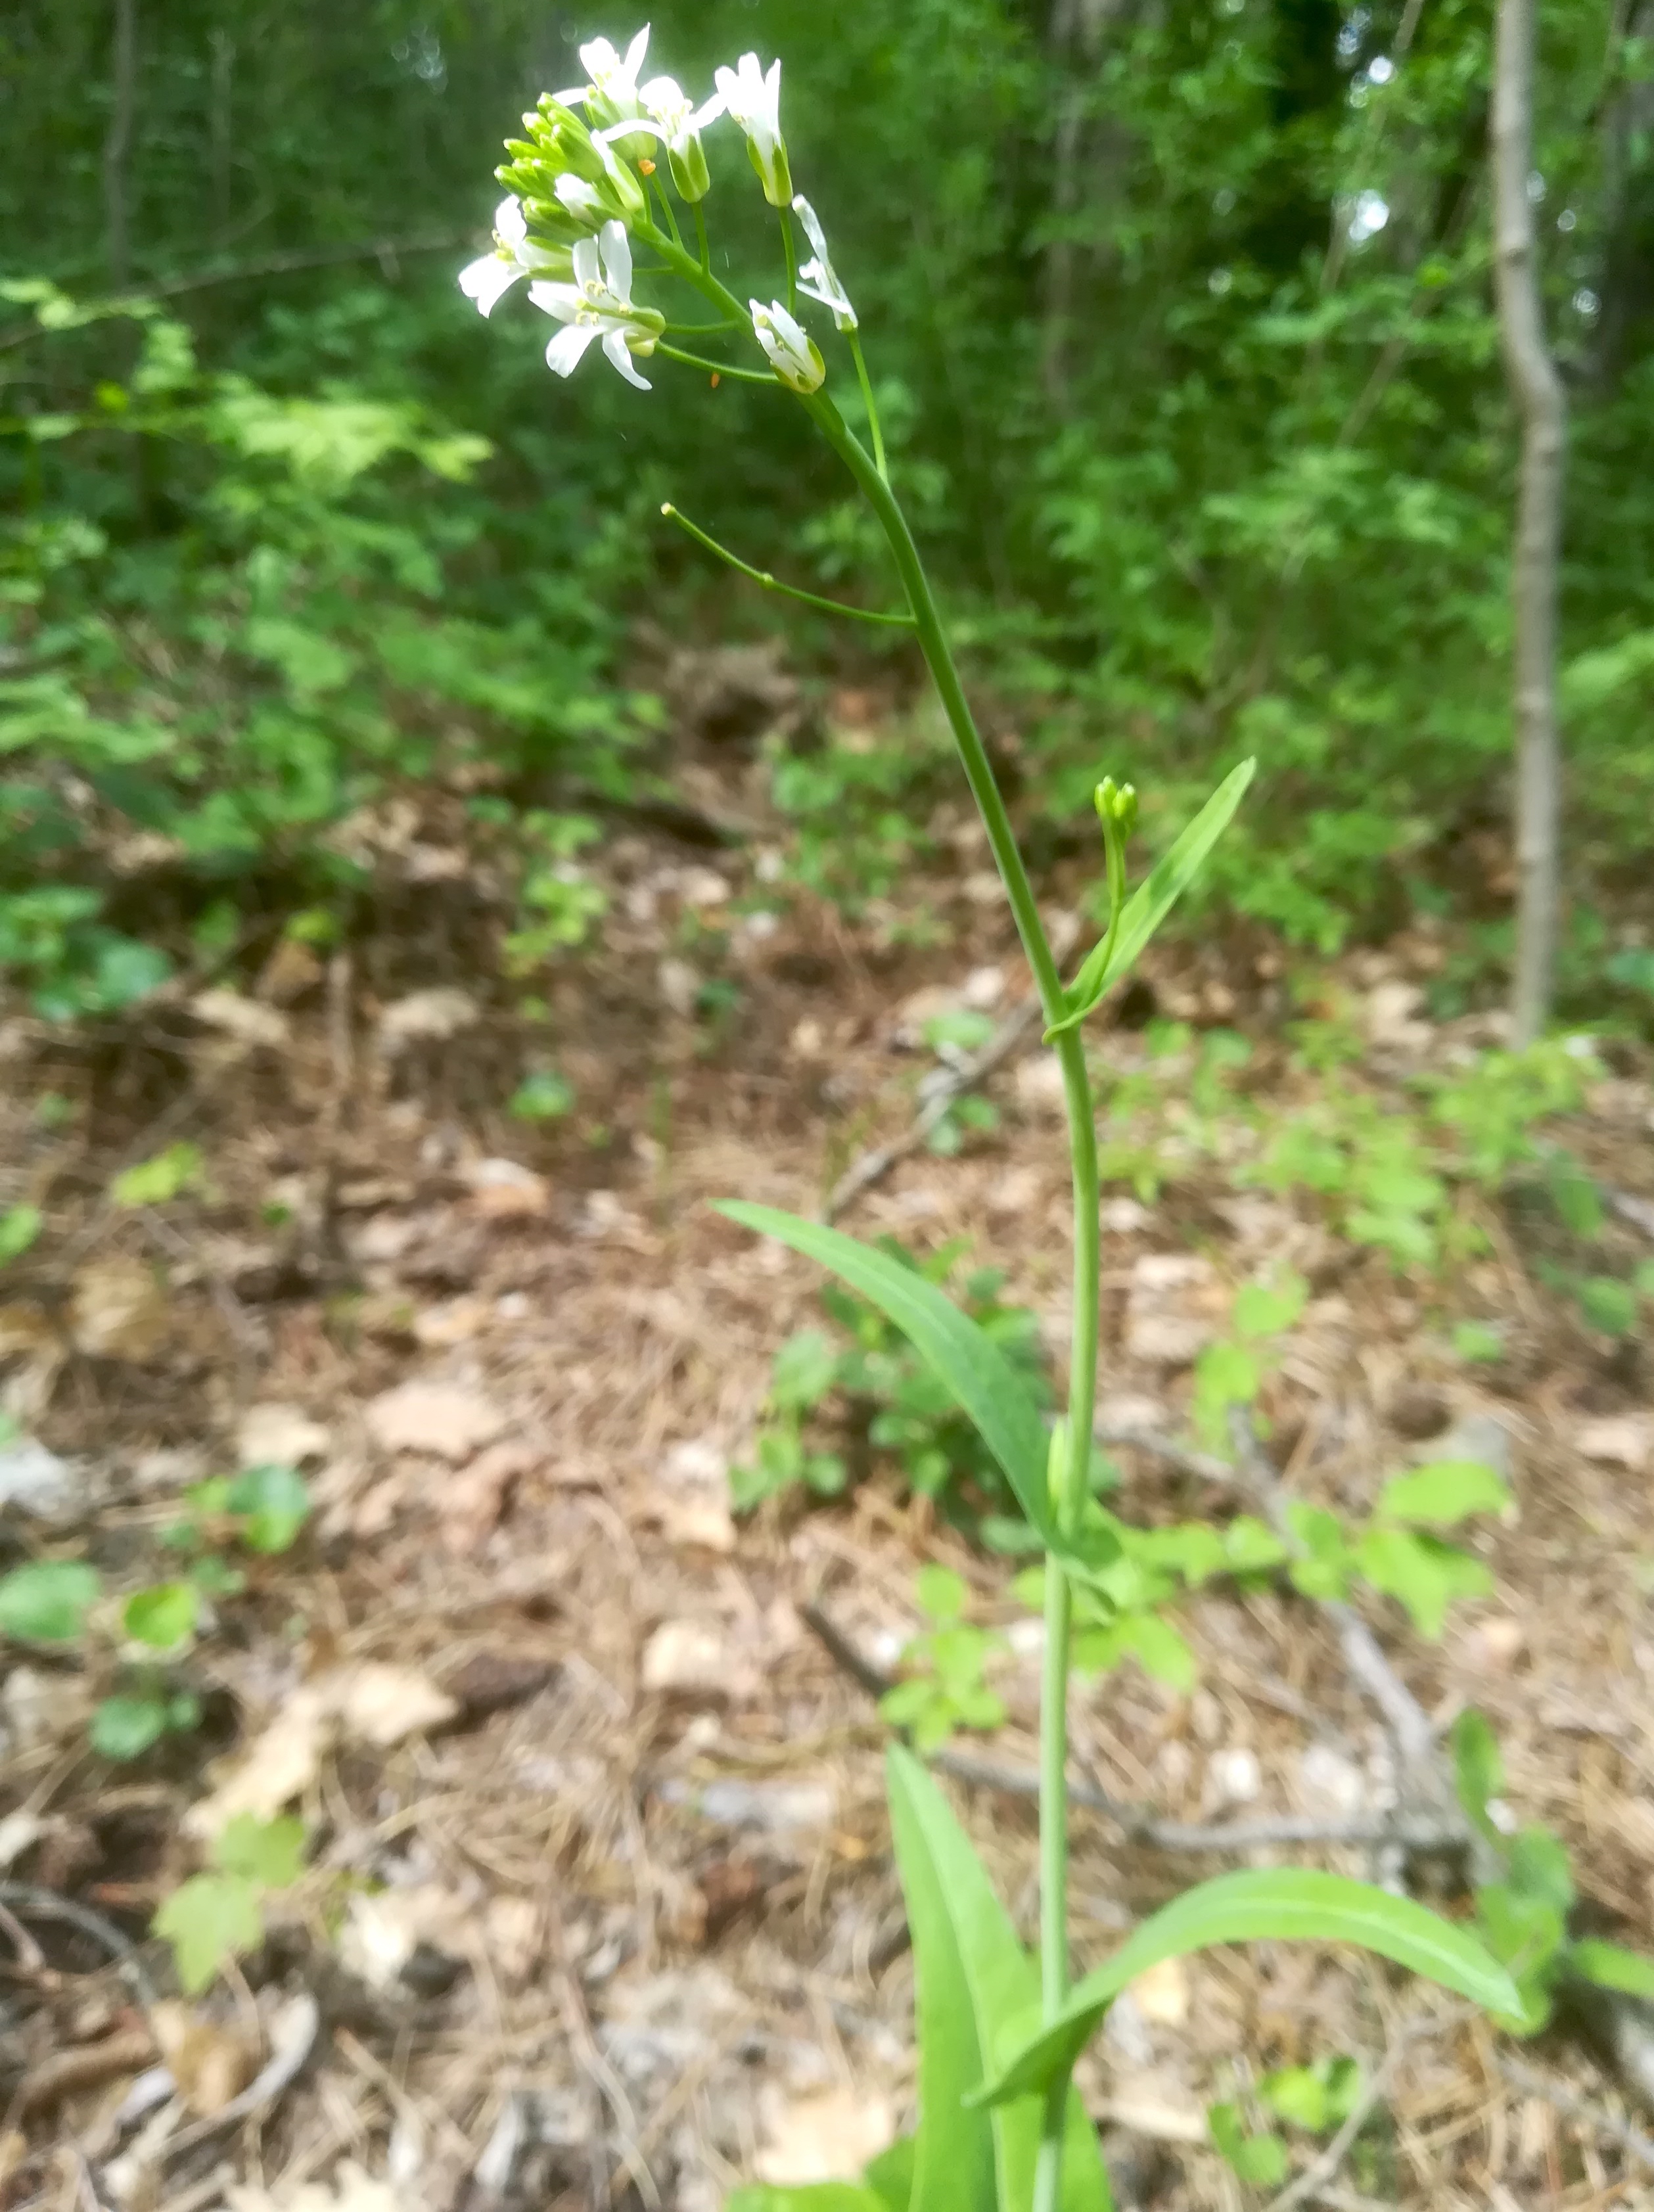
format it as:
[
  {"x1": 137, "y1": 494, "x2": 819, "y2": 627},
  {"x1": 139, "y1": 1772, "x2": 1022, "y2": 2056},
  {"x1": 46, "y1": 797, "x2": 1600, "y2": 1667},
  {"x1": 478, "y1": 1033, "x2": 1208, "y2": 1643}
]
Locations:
[{"x1": 3, "y1": 789, "x2": 1654, "y2": 2212}]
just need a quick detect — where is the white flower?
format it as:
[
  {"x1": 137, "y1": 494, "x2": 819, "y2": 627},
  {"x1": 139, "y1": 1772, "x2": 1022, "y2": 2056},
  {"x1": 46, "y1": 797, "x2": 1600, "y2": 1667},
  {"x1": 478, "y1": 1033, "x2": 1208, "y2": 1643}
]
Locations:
[
  {"x1": 557, "y1": 26, "x2": 651, "y2": 124},
  {"x1": 791, "y1": 195, "x2": 856, "y2": 333},
  {"x1": 751, "y1": 298, "x2": 824, "y2": 394},
  {"x1": 555, "y1": 173, "x2": 607, "y2": 223},
  {"x1": 714, "y1": 53, "x2": 791, "y2": 208},
  {"x1": 601, "y1": 74, "x2": 725, "y2": 201},
  {"x1": 458, "y1": 196, "x2": 570, "y2": 317},
  {"x1": 529, "y1": 221, "x2": 664, "y2": 390}
]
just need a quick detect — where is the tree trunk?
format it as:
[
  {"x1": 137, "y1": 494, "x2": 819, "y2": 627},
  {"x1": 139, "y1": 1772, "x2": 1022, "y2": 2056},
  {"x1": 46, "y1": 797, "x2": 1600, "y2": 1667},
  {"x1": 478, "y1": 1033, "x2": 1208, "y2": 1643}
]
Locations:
[
  {"x1": 1491, "y1": 0, "x2": 1567, "y2": 1047},
  {"x1": 104, "y1": 0, "x2": 139, "y2": 288}
]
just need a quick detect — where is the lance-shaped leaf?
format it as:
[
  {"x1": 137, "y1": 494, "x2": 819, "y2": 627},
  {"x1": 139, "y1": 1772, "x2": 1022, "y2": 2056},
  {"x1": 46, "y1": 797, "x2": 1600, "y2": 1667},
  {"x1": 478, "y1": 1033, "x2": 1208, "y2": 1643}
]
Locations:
[
  {"x1": 716, "y1": 1204, "x2": 1051, "y2": 1540},
  {"x1": 886, "y1": 1747, "x2": 1113, "y2": 2212},
  {"x1": 975, "y1": 1866, "x2": 1519, "y2": 2107},
  {"x1": 1048, "y1": 760, "x2": 1256, "y2": 1040}
]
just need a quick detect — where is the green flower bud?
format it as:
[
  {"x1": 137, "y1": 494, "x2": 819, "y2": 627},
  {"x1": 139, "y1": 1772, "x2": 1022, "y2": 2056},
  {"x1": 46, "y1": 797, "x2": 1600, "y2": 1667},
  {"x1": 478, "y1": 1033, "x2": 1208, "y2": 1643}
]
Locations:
[
  {"x1": 1093, "y1": 777, "x2": 1139, "y2": 835},
  {"x1": 668, "y1": 132, "x2": 712, "y2": 204}
]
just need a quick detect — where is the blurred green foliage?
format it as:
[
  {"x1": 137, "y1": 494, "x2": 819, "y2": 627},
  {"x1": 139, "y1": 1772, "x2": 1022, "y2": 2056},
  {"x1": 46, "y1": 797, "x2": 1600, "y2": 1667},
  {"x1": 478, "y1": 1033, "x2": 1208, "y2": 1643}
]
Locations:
[{"x1": 3, "y1": 0, "x2": 1652, "y2": 1013}]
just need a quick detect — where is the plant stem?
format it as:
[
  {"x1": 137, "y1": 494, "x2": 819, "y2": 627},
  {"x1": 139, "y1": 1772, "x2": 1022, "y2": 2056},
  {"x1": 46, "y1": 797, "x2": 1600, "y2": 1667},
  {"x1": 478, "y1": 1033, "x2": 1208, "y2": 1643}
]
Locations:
[
  {"x1": 849, "y1": 329, "x2": 888, "y2": 481},
  {"x1": 660, "y1": 503, "x2": 917, "y2": 627},
  {"x1": 693, "y1": 200, "x2": 710, "y2": 275},
  {"x1": 656, "y1": 341, "x2": 775, "y2": 384},
  {"x1": 780, "y1": 203, "x2": 798, "y2": 311},
  {"x1": 806, "y1": 389, "x2": 1099, "y2": 2212}
]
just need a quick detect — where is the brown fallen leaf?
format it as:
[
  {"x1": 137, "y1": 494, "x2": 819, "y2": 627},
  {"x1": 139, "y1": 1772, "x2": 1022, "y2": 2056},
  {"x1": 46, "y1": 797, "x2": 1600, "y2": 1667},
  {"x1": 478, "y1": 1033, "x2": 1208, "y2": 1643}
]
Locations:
[
  {"x1": 755, "y1": 2085, "x2": 894, "y2": 2186},
  {"x1": 440, "y1": 1440, "x2": 532, "y2": 1554},
  {"x1": 186, "y1": 1664, "x2": 458, "y2": 1838},
  {"x1": 69, "y1": 1256, "x2": 170, "y2": 1362},
  {"x1": 377, "y1": 987, "x2": 480, "y2": 1057},
  {"x1": 464, "y1": 1157, "x2": 551, "y2": 1221},
  {"x1": 641, "y1": 1619, "x2": 758, "y2": 1703},
  {"x1": 149, "y1": 2000, "x2": 258, "y2": 2115},
  {"x1": 237, "y1": 1402, "x2": 331, "y2": 1466},
  {"x1": 1578, "y1": 1414, "x2": 1651, "y2": 1473},
  {"x1": 364, "y1": 1378, "x2": 505, "y2": 1463},
  {"x1": 190, "y1": 989, "x2": 291, "y2": 1052}
]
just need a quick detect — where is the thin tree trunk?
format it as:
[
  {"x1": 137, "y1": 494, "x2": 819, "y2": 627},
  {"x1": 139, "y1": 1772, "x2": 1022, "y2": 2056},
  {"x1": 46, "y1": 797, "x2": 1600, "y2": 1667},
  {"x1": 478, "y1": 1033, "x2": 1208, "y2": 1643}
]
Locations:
[
  {"x1": 1491, "y1": 0, "x2": 1567, "y2": 1047},
  {"x1": 104, "y1": 0, "x2": 139, "y2": 287}
]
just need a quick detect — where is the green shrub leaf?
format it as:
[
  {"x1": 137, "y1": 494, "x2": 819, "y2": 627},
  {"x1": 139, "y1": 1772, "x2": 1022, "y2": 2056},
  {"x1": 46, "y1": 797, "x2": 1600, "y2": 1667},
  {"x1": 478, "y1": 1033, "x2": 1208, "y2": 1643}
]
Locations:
[
  {"x1": 1377, "y1": 1459, "x2": 1511, "y2": 1528},
  {"x1": 0, "y1": 1559, "x2": 101, "y2": 1642}
]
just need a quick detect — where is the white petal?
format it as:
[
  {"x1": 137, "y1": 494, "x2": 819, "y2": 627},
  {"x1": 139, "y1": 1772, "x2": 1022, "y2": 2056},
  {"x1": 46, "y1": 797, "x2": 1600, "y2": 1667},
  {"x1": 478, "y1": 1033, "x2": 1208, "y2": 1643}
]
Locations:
[
  {"x1": 571, "y1": 237, "x2": 601, "y2": 290},
  {"x1": 603, "y1": 327, "x2": 653, "y2": 390},
  {"x1": 527, "y1": 279, "x2": 582, "y2": 323},
  {"x1": 764, "y1": 57, "x2": 782, "y2": 125},
  {"x1": 459, "y1": 256, "x2": 520, "y2": 316},
  {"x1": 599, "y1": 221, "x2": 633, "y2": 304},
  {"x1": 495, "y1": 196, "x2": 527, "y2": 246},
  {"x1": 599, "y1": 116, "x2": 664, "y2": 146},
  {"x1": 791, "y1": 195, "x2": 828, "y2": 260},
  {"x1": 552, "y1": 84, "x2": 587, "y2": 104},
  {"x1": 640, "y1": 74, "x2": 683, "y2": 112},
  {"x1": 579, "y1": 37, "x2": 620, "y2": 79},
  {"x1": 690, "y1": 91, "x2": 726, "y2": 131},
  {"x1": 625, "y1": 26, "x2": 651, "y2": 80},
  {"x1": 546, "y1": 322, "x2": 601, "y2": 377},
  {"x1": 556, "y1": 173, "x2": 603, "y2": 214}
]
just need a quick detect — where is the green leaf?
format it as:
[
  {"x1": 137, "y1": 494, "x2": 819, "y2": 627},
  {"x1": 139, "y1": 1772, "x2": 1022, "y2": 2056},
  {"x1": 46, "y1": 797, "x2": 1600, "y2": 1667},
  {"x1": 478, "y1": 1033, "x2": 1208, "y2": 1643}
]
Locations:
[
  {"x1": 91, "y1": 1693, "x2": 170, "y2": 1761},
  {"x1": 509, "y1": 1071, "x2": 574, "y2": 1120},
  {"x1": 123, "y1": 1579, "x2": 200, "y2": 1649},
  {"x1": 154, "y1": 1871, "x2": 264, "y2": 1996},
  {"x1": 915, "y1": 1565, "x2": 967, "y2": 1623},
  {"x1": 1569, "y1": 1939, "x2": 1654, "y2": 2000},
  {"x1": 1578, "y1": 1276, "x2": 1638, "y2": 1336},
  {"x1": 1208, "y1": 2102, "x2": 1288, "y2": 2185},
  {"x1": 1355, "y1": 1528, "x2": 1490, "y2": 1639},
  {"x1": 110, "y1": 1140, "x2": 202, "y2": 1209},
  {"x1": 0, "y1": 1559, "x2": 100, "y2": 1642},
  {"x1": 1049, "y1": 760, "x2": 1256, "y2": 1038},
  {"x1": 1231, "y1": 1274, "x2": 1308, "y2": 1341},
  {"x1": 214, "y1": 1812, "x2": 308, "y2": 1887},
  {"x1": 771, "y1": 1329, "x2": 840, "y2": 1410},
  {"x1": 1377, "y1": 1459, "x2": 1510, "y2": 1528},
  {"x1": 226, "y1": 1463, "x2": 311, "y2": 1553},
  {"x1": 976, "y1": 1868, "x2": 1519, "y2": 2107},
  {"x1": 863, "y1": 2134, "x2": 917, "y2": 2209},
  {"x1": 716, "y1": 1205, "x2": 1053, "y2": 1544},
  {"x1": 0, "y1": 1204, "x2": 43, "y2": 1263},
  {"x1": 1451, "y1": 1709, "x2": 1505, "y2": 1841},
  {"x1": 886, "y1": 1747, "x2": 1113, "y2": 2212}
]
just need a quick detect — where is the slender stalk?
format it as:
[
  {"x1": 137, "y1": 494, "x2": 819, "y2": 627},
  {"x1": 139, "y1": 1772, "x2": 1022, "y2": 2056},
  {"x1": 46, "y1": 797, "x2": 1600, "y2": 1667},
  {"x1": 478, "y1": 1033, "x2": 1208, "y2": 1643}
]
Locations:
[
  {"x1": 655, "y1": 341, "x2": 774, "y2": 384},
  {"x1": 660, "y1": 503, "x2": 917, "y2": 627},
  {"x1": 806, "y1": 390, "x2": 1099, "y2": 2212},
  {"x1": 780, "y1": 203, "x2": 798, "y2": 312},
  {"x1": 848, "y1": 329, "x2": 888, "y2": 481},
  {"x1": 693, "y1": 199, "x2": 711, "y2": 275},
  {"x1": 650, "y1": 171, "x2": 685, "y2": 253}
]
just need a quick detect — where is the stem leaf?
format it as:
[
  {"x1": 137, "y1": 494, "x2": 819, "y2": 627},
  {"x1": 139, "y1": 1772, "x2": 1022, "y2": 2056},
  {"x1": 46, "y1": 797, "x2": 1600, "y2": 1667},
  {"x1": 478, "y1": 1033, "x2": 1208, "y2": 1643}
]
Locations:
[
  {"x1": 716, "y1": 1203, "x2": 1053, "y2": 1542},
  {"x1": 886, "y1": 1746, "x2": 1113, "y2": 2212},
  {"x1": 975, "y1": 1867, "x2": 1519, "y2": 2106},
  {"x1": 1048, "y1": 760, "x2": 1257, "y2": 1040}
]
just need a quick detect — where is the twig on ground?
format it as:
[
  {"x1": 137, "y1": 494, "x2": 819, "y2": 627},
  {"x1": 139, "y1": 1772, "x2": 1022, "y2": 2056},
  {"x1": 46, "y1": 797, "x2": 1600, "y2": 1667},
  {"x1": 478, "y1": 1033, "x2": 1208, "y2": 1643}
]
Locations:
[
  {"x1": 800, "y1": 1601, "x2": 1459, "y2": 1856},
  {"x1": 1607, "y1": 1188, "x2": 1654, "y2": 1242},
  {"x1": 1097, "y1": 1425, "x2": 1237, "y2": 1486},
  {"x1": 13, "y1": 2029, "x2": 156, "y2": 2117},
  {"x1": 1496, "y1": 2052, "x2": 1654, "y2": 2175},
  {"x1": 824, "y1": 994, "x2": 1044, "y2": 1220},
  {"x1": 158, "y1": 1991, "x2": 319, "y2": 2164},
  {"x1": 1264, "y1": 2015, "x2": 1460, "y2": 2212},
  {"x1": 0, "y1": 1883, "x2": 157, "y2": 2006}
]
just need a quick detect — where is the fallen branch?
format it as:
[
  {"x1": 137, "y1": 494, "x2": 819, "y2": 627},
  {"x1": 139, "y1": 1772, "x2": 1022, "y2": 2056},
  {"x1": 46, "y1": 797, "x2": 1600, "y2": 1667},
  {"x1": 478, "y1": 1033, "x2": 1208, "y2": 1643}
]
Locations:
[
  {"x1": 800, "y1": 1600, "x2": 1459, "y2": 1856},
  {"x1": 825, "y1": 994, "x2": 1044, "y2": 1221},
  {"x1": 1496, "y1": 2052, "x2": 1654, "y2": 2175},
  {"x1": 0, "y1": 1881, "x2": 158, "y2": 2006}
]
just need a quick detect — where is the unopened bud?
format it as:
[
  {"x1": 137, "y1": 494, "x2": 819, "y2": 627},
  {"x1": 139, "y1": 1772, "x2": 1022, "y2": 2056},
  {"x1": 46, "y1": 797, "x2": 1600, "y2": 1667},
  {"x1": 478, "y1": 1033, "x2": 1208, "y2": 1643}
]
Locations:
[{"x1": 1093, "y1": 777, "x2": 1138, "y2": 835}]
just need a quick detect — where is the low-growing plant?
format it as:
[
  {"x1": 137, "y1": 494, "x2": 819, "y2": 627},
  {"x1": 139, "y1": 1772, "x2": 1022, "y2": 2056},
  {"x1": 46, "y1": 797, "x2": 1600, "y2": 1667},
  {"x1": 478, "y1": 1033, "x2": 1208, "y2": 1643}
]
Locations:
[
  {"x1": 465, "y1": 41, "x2": 1519, "y2": 2208},
  {"x1": 155, "y1": 1812, "x2": 310, "y2": 1994},
  {"x1": 731, "y1": 1243, "x2": 1047, "y2": 1519},
  {"x1": 0, "y1": 1462, "x2": 311, "y2": 1762},
  {"x1": 879, "y1": 1565, "x2": 1007, "y2": 1754}
]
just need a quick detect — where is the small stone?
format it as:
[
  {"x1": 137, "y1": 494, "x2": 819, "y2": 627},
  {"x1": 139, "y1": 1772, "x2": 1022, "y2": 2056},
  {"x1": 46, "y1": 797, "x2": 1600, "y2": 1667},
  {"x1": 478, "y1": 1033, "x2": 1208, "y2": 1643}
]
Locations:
[
  {"x1": 1204, "y1": 1747, "x2": 1262, "y2": 1810},
  {"x1": 641, "y1": 1619, "x2": 754, "y2": 1702},
  {"x1": 658, "y1": 958, "x2": 701, "y2": 1017},
  {"x1": 1101, "y1": 1197, "x2": 1151, "y2": 1234},
  {"x1": 0, "y1": 1436, "x2": 81, "y2": 1521},
  {"x1": 1578, "y1": 1415, "x2": 1651, "y2": 1473}
]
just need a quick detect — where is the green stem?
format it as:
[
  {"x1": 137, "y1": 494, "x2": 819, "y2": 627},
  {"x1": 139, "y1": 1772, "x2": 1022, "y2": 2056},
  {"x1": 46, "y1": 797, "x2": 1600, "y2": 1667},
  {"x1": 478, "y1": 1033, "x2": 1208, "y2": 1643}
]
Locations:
[
  {"x1": 693, "y1": 199, "x2": 710, "y2": 276},
  {"x1": 780, "y1": 203, "x2": 798, "y2": 313},
  {"x1": 656, "y1": 342, "x2": 775, "y2": 385},
  {"x1": 660, "y1": 503, "x2": 917, "y2": 628},
  {"x1": 805, "y1": 388, "x2": 1099, "y2": 2212},
  {"x1": 650, "y1": 172, "x2": 685, "y2": 253},
  {"x1": 848, "y1": 329, "x2": 888, "y2": 482}
]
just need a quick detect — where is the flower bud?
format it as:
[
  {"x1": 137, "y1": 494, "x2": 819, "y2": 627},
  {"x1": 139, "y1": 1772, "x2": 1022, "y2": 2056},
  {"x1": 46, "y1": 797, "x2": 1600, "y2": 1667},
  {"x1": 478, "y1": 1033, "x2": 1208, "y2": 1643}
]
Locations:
[
  {"x1": 1093, "y1": 777, "x2": 1138, "y2": 835},
  {"x1": 751, "y1": 299, "x2": 825, "y2": 394}
]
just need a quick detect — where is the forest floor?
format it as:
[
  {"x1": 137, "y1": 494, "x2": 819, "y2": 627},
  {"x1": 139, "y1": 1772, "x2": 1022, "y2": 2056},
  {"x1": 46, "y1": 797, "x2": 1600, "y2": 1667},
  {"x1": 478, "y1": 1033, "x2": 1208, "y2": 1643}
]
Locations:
[{"x1": 3, "y1": 715, "x2": 1654, "y2": 2212}]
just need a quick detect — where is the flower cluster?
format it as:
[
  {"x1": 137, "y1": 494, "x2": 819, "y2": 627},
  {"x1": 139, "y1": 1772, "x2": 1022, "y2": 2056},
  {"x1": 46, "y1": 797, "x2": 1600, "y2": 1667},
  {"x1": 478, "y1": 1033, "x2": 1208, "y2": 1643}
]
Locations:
[{"x1": 459, "y1": 24, "x2": 858, "y2": 402}]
